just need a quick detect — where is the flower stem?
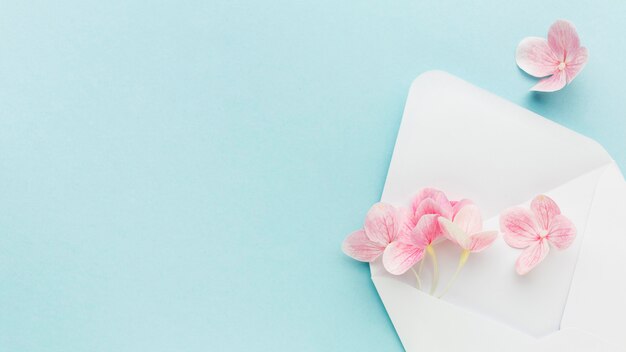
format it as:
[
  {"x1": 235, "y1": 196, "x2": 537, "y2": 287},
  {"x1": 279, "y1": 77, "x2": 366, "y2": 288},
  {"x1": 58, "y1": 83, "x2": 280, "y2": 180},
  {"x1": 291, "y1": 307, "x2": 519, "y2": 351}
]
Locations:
[
  {"x1": 438, "y1": 249, "x2": 470, "y2": 299},
  {"x1": 410, "y1": 267, "x2": 422, "y2": 290},
  {"x1": 426, "y1": 245, "x2": 439, "y2": 295},
  {"x1": 417, "y1": 254, "x2": 425, "y2": 276}
]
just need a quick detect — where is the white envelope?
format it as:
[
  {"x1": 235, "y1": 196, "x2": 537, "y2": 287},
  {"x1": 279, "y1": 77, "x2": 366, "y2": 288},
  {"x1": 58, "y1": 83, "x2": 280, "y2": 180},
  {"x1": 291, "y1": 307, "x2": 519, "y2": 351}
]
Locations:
[{"x1": 371, "y1": 71, "x2": 626, "y2": 352}]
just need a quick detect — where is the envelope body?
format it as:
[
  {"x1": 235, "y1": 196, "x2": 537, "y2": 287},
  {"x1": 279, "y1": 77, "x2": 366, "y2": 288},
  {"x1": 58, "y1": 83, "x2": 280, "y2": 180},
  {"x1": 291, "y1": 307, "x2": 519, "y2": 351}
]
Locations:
[{"x1": 371, "y1": 71, "x2": 626, "y2": 352}]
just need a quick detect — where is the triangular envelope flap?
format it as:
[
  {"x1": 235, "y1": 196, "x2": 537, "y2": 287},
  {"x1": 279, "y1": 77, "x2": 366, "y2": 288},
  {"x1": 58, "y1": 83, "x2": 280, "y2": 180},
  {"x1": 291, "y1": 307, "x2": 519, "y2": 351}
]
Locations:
[
  {"x1": 372, "y1": 276, "x2": 621, "y2": 352},
  {"x1": 371, "y1": 276, "x2": 531, "y2": 352},
  {"x1": 381, "y1": 70, "x2": 612, "y2": 218},
  {"x1": 561, "y1": 163, "x2": 626, "y2": 348}
]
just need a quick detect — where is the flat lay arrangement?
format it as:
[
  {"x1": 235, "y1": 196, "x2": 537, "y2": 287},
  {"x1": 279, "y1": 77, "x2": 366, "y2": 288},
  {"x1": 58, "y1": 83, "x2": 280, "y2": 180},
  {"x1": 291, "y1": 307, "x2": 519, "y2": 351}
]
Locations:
[{"x1": 4, "y1": 3, "x2": 626, "y2": 351}]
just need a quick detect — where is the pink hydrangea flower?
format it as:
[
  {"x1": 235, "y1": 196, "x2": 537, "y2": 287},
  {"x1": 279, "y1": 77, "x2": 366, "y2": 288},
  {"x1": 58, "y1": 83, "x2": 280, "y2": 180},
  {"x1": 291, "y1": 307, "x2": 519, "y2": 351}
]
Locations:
[
  {"x1": 438, "y1": 205, "x2": 498, "y2": 253},
  {"x1": 500, "y1": 195, "x2": 577, "y2": 275},
  {"x1": 342, "y1": 203, "x2": 409, "y2": 262},
  {"x1": 436, "y1": 205, "x2": 498, "y2": 297},
  {"x1": 382, "y1": 214, "x2": 440, "y2": 275},
  {"x1": 516, "y1": 20, "x2": 588, "y2": 92},
  {"x1": 382, "y1": 189, "x2": 475, "y2": 275},
  {"x1": 410, "y1": 188, "x2": 473, "y2": 237}
]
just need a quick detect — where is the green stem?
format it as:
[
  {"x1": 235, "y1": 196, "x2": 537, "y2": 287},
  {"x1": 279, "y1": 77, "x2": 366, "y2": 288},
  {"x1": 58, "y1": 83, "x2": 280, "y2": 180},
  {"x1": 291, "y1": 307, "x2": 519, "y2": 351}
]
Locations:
[
  {"x1": 438, "y1": 249, "x2": 470, "y2": 299},
  {"x1": 426, "y1": 245, "x2": 439, "y2": 295},
  {"x1": 410, "y1": 267, "x2": 422, "y2": 290}
]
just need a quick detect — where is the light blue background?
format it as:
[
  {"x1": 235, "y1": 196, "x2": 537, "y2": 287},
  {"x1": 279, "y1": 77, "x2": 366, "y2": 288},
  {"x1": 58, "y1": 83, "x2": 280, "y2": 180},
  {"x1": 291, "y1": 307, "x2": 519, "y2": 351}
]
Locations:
[{"x1": 1, "y1": 1, "x2": 624, "y2": 351}]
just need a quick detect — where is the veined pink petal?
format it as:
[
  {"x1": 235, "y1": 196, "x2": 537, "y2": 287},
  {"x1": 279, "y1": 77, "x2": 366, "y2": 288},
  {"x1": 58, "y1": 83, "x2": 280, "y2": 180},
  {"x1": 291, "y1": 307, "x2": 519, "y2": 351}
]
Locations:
[
  {"x1": 547, "y1": 214, "x2": 577, "y2": 249},
  {"x1": 414, "y1": 198, "x2": 453, "y2": 221},
  {"x1": 411, "y1": 188, "x2": 445, "y2": 211},
  {"x1": 364, "y1": 203, "x2": 398, "y2": 245},
  {"x1": 438, "y1": 217, "x2": 469, "y2": 249},
  {"x1": 452, "y1": 205, "x2": 483, "y2": 234},
  {"x1": 342, "y1": 230, "x2": 385, "y2": 262},
  {"x1": 516, "y1": 37, "x2": 559, "y2": 77},
  {"x1": 411, "y1": 188, "x2": 453, "y2": 220},
  {"x1": 530, "y1": 70, "x2": 566, "y2": 92},
  {"x1": 467, "y1": 231, "x2": 498, "y2": 252},
  {"x1": 396, "y1": 206, "x2": 417, "y2": 240},
  {"x1": 451, "y1": 199, "x2": 474, "y2": 220},
  {"x1": 530, "y1": 195, "x2": 561, "y2": 230},
  {"x1": 382, "y1": 241, "x2": 425, "y2": 275},
  {"x1": 412, "y1": 214, "x2": 442, "y2": 248},
  {"x1": 503, "y1": 231, "x2": 537, "y2": 249},
  {"x1": 564, "y1": 46, "x2": 588, "y2": 83},
  {"x1": 516, "y1": 239, "x2": 550, "y2": 275},
  {"x1": 548, "y1": 20, "x2": 581, "y2": 62},
  {"x1": 500, "y1": 207, "x2": 540, "y2": 249}
]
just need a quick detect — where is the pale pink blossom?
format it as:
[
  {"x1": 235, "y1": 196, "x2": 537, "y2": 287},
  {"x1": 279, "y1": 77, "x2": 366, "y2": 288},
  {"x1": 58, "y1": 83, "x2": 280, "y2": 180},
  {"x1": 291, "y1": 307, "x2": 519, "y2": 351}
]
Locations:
[
  {"x1": 500, "y1": 195, "x2": 577, "y2": 275},
  {"x1": 409, "y1": 188, "x2": 473, "y2": 239},
  {"x1": 516, "y1": 20, "x2": 588, "y2": 92},
  {"x1": 342, "y1": 203, "x2": 409, "y2": 262},
  {"x1": 381, "y1": 189, "x2": 475, "y2": 275},
  {"x1": 438, "y1": 205, "x2": 498, "y2": 253},
  {"x1": 382, "y1": 214, "x2": 440, "y2": 275}
]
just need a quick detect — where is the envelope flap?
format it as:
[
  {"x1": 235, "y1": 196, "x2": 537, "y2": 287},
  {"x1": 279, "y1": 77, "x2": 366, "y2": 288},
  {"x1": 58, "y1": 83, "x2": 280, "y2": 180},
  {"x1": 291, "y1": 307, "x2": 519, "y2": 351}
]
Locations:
[
  {"x1": 372, "y1": 276, "x2": 623, "y2": 352},
  {"x1": 381, "y1": 71, "x2": 613, "y2": 218},
  {"x1": 371, "y1": 275, "x2": 531, "y2": 351}
]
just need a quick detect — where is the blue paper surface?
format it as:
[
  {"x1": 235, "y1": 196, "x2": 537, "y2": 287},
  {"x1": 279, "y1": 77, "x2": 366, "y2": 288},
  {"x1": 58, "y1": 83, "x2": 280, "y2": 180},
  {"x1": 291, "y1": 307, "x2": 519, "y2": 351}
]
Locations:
[{"x1": 0, "y1": 1, "x2": 624, "y2": 350}]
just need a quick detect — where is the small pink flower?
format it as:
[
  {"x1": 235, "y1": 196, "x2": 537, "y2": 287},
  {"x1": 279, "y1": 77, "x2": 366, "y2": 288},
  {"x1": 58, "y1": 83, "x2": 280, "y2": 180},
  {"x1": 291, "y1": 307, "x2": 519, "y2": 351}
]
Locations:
[
  {"x1": 382, "y1": 214, "x2": 440, "y2": 275},
  {"x1": 500, "y1": 195, "x2": 577, "y2": 275},
  {"x1": 409, "y1": 188, "x2": 473, "y2": 238},
  {"x1": 381, "y1": 189, "x2": 478, "y2": 275},
  {"x1": 516, "y1": 20, "x2": 588, "y2": 92},
  {"x1": 342, "y1": 203, "x2": 409, "y2": 262},
  {"x1": 438, "y1": 205, "x2": 498, "y2": 253}
]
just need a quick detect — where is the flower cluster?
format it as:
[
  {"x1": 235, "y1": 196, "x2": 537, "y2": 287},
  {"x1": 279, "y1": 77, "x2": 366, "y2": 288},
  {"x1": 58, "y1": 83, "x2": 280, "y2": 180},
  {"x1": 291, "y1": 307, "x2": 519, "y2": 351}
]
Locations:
[
  {"x1": 342, "y1": 189, "x2": 576, "y2": 296},
  {"x1": 342, "y1": 188, "x2": 498, "y2": 296}
]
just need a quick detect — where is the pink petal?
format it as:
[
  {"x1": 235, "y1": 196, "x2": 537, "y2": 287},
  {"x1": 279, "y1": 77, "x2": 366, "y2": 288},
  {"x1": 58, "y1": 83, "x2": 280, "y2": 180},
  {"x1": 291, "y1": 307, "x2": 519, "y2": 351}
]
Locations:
[
  {"x1": 548, "y1": 20, "x2": 581, "y2": 62},
  {"x1": 516, "y1": 37, "x2": 559, "y2": 77},
  {"x1": 467, "y1": 231, "x2": 498, "y2": 252},
  {"x1": 500, "y1": 207, "x2": 540, "y2": 249},
  {"x1": 382, "y1": 241, "x2": 425, "y2": 275},
  {"x1": 438, "y1": 217, "x2": 469, "y2": 249},
  {"x1": 342, "y1": 230, "x2": 385, "y2": 262},
  {"x1": 564, "y1": 46, "x2": 588, "y2": 83},
  {"x1": 530, "y1": 195, "x2": 561, "y2": 230},
  {"x1": 452, "y1": 204, "x2": 483, "y2": 234},
  {"x1": 414, "y1": 198, "x2": 453, "y2": 222},
  {"x1": 364, "y1": 203, "x2": 398, "y2": 245},
  {"x1": 546, "y1": 214, "x2": 577, "y2": 250},
  {"x1": 411, "y1": 188, "x2": 445, "y2": 210},
  {"x1": 530, "y1": 70, "x2": 566, "y2": 92},
  {"x1": 451, "y1": 199, "x2": 474, "y2": 220},
  {"x1": 516, "y1": 239, "x2": 550, "y2": 275},
  {"x1": 412, "y1": 214, "x2": 442, "y2": 247},
  {"x1": 395, "y1": 206, "x2": 417, "y2": 240},
  {"x1": 412, "y1": 188, "x2": 453, "y2": 220}
]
